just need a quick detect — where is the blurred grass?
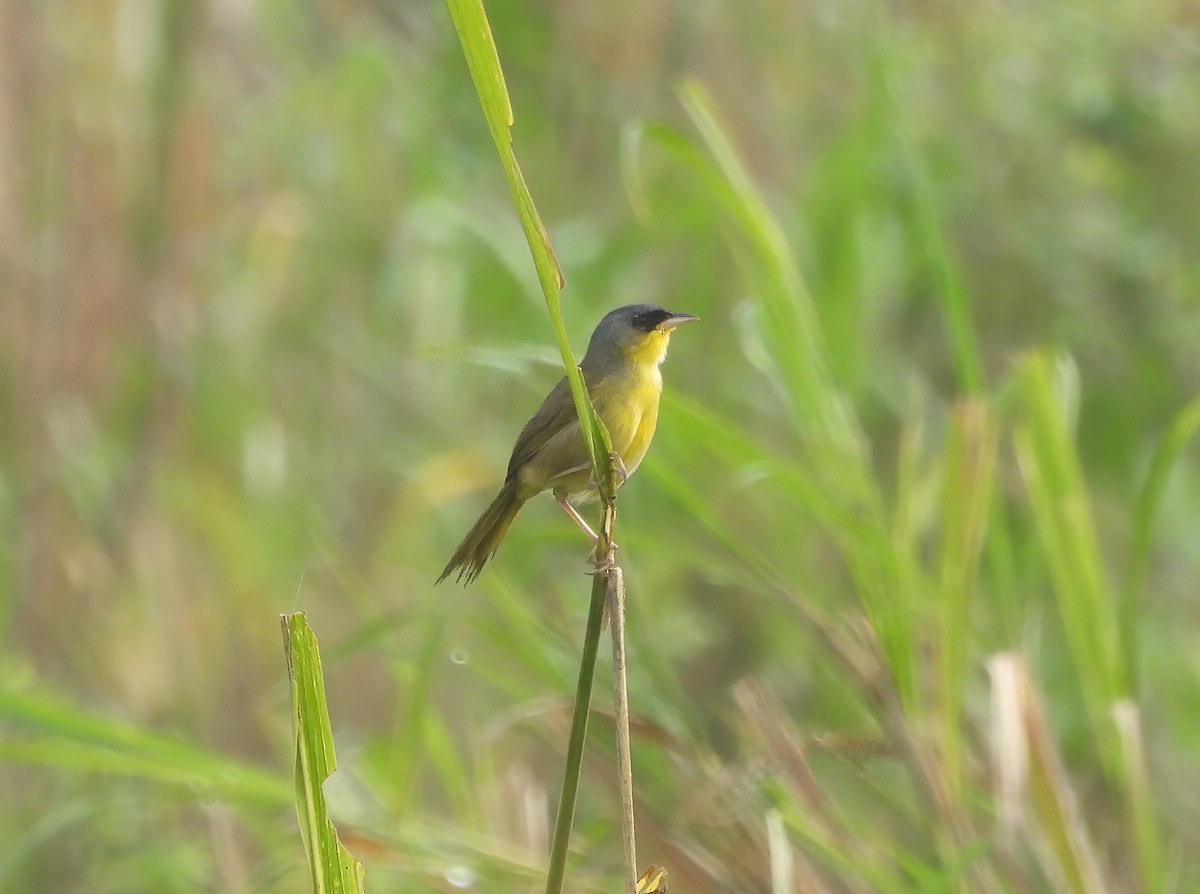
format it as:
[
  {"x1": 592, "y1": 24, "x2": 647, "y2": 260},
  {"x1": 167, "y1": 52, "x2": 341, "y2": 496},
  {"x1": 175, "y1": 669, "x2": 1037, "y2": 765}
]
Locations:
[{"x1": 2, "y1": 1, "x2": 1199, "y2": 892}]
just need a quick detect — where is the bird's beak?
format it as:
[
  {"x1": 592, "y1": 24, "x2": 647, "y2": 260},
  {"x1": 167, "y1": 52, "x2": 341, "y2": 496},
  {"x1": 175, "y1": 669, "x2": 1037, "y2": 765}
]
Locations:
[{"x1": 654, "y1": 312, "x2": 700, "y2": 332}]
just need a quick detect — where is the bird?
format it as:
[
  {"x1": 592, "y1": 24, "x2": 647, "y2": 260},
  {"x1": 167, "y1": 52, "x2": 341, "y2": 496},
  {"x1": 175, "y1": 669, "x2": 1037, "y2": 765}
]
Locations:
[{"x1": 437, "y1": 304, "x2": 698, "y2": 584}]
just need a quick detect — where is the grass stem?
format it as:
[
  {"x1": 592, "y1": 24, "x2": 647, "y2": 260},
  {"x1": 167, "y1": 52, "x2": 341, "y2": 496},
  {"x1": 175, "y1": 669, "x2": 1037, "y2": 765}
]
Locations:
[
  {"x1": 607, "y1": 567, "x2": 637, "y2": 892},
  {"x1": 544, "y1": 548, "x2": 613, "y2": 894}
]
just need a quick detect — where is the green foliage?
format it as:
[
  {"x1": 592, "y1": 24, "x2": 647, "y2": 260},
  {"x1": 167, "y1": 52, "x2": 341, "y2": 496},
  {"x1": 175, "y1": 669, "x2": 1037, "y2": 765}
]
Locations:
[
  {"x1": 282, "y1": 613, "x2": 366, "y2": 894},
  {"x1": 1, "y1": 1, "x2": 1198, "y2": 892}
]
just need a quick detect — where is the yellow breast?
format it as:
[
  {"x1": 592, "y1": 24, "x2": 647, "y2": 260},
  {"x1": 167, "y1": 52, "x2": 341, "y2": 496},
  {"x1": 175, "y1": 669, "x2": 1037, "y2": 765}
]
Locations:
[{"x1": 592, "y1": 366, "x2": 662, "y2": 479}]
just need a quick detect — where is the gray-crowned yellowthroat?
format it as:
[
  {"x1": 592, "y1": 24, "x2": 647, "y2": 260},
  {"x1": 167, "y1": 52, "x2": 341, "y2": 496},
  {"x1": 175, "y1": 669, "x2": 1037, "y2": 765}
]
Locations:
[{"x1": 438, "y1": 304, "x2": 698, "y2": 584}]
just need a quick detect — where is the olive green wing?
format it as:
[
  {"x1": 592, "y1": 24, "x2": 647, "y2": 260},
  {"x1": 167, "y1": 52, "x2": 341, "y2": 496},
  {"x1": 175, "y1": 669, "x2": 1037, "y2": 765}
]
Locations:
[{"x1": 505, "y1": 375, "x2": 586, "y2": 480}]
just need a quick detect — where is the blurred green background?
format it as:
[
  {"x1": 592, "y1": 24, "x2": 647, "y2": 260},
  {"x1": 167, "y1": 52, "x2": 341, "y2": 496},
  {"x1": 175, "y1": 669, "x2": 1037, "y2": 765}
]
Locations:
[{"x1": 3, "y1": 1, "x2": 1199, "y2": 891}]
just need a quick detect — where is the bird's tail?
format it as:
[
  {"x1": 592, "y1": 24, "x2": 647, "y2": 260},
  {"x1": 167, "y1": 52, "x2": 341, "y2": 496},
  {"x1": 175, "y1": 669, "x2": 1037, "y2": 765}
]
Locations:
[{"x1": 437, "y1": 479, "x2": 524, "y2": 585}]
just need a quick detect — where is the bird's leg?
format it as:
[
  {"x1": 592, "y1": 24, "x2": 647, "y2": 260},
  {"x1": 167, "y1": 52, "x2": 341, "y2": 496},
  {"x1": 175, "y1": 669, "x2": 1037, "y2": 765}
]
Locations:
[
  {"x1": 554, "y1": 489, "x2": 619, "y2": 573},
  {"x1": 555, "y1": 492, "x2": 598, "y2": 543}
]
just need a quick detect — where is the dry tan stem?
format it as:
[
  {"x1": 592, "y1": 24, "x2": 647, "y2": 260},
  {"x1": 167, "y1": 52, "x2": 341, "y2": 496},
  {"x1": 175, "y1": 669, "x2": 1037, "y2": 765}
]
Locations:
[{"x1": 607, "y1": 566, "x2": 637, "y2": 892}]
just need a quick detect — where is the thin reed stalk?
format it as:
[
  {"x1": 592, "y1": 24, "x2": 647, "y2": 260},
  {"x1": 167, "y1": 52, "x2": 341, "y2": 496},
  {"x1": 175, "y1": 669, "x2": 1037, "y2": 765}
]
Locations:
[
  {"x1": 545, "y1": 505, "x2": 618, "y2": 894},
  {"x1": 607, "y1": 567, "x2": 638, "y2": 892}
]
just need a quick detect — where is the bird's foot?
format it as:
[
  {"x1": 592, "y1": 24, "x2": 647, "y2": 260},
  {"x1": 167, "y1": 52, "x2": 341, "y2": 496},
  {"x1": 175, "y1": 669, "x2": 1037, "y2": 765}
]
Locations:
[
  {"x1": 586, "y1": 540, "x2": 618, "y2": 575},
  {"x1": 610, "y1": 452, "x2": 629, "y2": 487},
  {"x1": 586, "y1": 453, "x2": 628, "y2": 492}
]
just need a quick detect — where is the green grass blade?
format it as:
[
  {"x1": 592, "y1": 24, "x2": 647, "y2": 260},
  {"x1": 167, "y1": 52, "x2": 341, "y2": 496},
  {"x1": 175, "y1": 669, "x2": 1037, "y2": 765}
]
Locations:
[
  {"x1": 993, "y1": 655, "x2": 1110, "y2": 894},
  {"x1": 936, "y1": 401, "x2": 996, "y2": 805},
  {"x1": 625, "y1": 85, "x2": 920, "y2": 711},
  {"x1": 678, "y1": 81, "x2": 858, "y2": 453},
  {"x1": 1122, "y1": 395, "x2": 1200, "y2": 691},
  {"x1": 444, "y1": 9, "x2": 626, "y2": 891},
  {"x1": 444, "y1": 0, "x2": 613, "y2": 495},
  {"x1": 0, "y1": 689, "x2": 291, "y2": 806},
  {"x1": 1012, "y1": 352, "x2": 1124, "y2": 759},
  {"x1": 388, "y1": 599, "x2": 455, "y2": 812},
  {"x1": 281, "y1": 612, "x2": 367, "y2": 894},
  {"x1": 544, "y1": 573, "x2": 609, "y2": 894},
  {"x1": 1114, "y1": 700, "x2": 1166, "y2": 894},
  {"x1": 891, "y1": 107, "x2": 985, "y2": 396},
  {"x1": 676, "y1": 84, "x2": 917, "y2": 712},
  {"x1": 443, "y1": 0, "x2": 512, "y2": 154}
]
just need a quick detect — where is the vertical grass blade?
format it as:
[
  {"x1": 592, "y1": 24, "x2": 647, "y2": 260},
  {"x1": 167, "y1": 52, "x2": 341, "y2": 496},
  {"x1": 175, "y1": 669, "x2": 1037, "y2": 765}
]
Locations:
[
  {"x1": 1012, "y1": 352, "x2": 1124, "y2": 760},
  {"x1": 607, "y1": 568, "x2": 639, "y2": 893},
  {"x1": 936, "y1": 400, "x2": 996, "y2": 804},
  {"x1": 444, "y1": 0, "x2": 613, "y2": 494},
  {"x1": 544, "y1": 571, "x2": 610, "y2": 894},
  {"x1": 670, "y1": 81, "x2": 916, "y2": 712},
  {"x1": 444, "y1": 6, "x2": 625, "y2": 890},
  {"x1": 441, "y1": 5, "x2": 628, "y2": 888},
  {"x1": 678, "y1": 80, "x2": 856, "y2": 453},
  {"x1": 988, "y1": 654, "x2": 1110, "y2": 894},
  {"x1": 281, "y1": 612, "x2": 367, "y2": 894},
  {"x1": 890, "y1": 107, "x2": 985, "y2": 396},
  {"x1": 1122, "y1": 396, "x2": 1200, "y2": 691},
  {"x1": 132, "y1": 0, "x2": 198, "y2": 271},
  {"x1": 1113, "y1": 700, "x2": 1165, "y2": 894},
  {"x1": 388, "y1": 599, "x2": 454, "y2": 812}
]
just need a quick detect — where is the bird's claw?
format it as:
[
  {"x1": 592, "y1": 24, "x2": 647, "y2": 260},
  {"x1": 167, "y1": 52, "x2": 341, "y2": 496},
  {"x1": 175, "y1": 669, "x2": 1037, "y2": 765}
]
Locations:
[
  {"x1": 609, "y1": 453, "x2": 629, "y2": 488},
  {"x1": 586, "y1": 453, "x2": 629, "y2": 492},
  {"x1": 586, "y1": 540, "x2": 619, "y2": 575}
]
